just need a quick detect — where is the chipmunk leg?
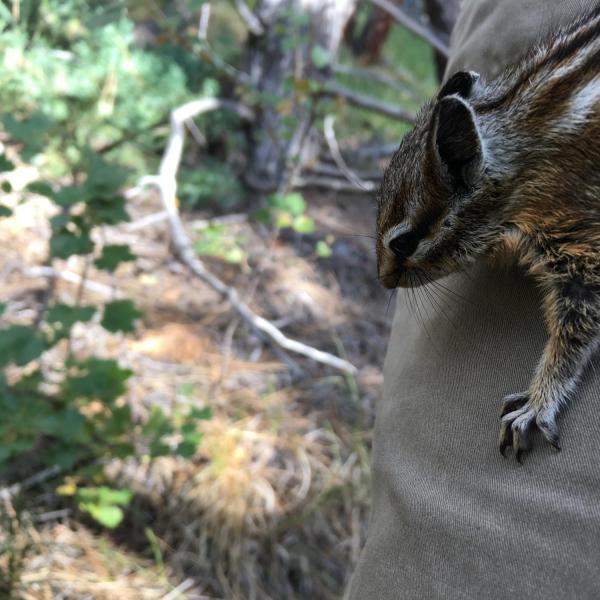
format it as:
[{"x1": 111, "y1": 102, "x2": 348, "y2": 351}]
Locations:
[{"x1": 499, "y1": 277, "x2": 600, "y2": 461}]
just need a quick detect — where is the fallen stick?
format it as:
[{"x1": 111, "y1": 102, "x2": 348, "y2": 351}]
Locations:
[
  {"x1": 144, "y1": 98, "x2": 358, "y2": 375},
  {"x1": 24, "y1": 266, "x2": 118, "y2": 298}
]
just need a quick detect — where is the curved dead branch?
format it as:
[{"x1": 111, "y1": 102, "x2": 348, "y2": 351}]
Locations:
[{"x1": 143, "y1": 97, "x2": 358, "y2": 375}]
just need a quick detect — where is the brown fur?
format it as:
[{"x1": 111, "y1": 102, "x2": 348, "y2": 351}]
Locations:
[{"x1": 376, "y1": 5, "x2": 600, "y2": 460}]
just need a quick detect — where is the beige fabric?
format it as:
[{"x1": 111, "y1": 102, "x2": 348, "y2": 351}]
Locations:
[{"x1": 346, "y1": 1, "x2": 600, "y2": 599}]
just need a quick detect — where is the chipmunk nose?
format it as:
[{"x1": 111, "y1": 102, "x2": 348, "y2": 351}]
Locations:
[{"x1": 388, "y1": 230, "x2": 420, "y2": 261}]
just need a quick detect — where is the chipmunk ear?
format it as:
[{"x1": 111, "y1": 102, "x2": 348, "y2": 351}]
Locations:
[
  {"x1": 434, "y1": 95, "x2": 483, "y2": 187},
  {"x1": 438, "y1": 71, "x2": 480, "y2": 100}
]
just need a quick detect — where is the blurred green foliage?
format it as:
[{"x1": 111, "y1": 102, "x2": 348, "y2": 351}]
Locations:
[
  {"x1": 0, "y1": 0, "x2": 216, "y2": 528},
  {"x1": 255, "y1": 192, "x2": 315, "y2": 234},
  {"x1": 0, "y1": 0, "x2": 243, "y2": 196}
]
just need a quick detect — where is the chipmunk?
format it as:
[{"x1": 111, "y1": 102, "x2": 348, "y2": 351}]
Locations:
[{"x1": 376, "y1": 6, "x2": 600, "y2": 461}]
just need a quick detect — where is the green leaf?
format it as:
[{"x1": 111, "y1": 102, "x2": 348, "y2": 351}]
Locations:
[
  {"x1": 53, "y1": 185, "x2": 87, "y2": 208},
  {"x1": 0, "y1": 205, "x2": 12, "y2": 217},
  {"x1": 254, "y1": 207, "x2": 271, "y2": 225},
  {"x1": 311, "y1": 44, "x2": 331, "y2": 69},
  {"x1": 2, "y1": 181, "x2": 12, "y2": 193},
  {"x1": 190, "y1": 406, "x2": 212, "y2": 420},
  {"x1": 47, "y1": 303, "x2": 95, "y2": 335},
  {"x1": 77, "y1": 486, "x2": 133, "y2": 506},
  {"x1": 268, "y1": 192, "x2": 305, "y2": 216},
  {"x1": 44, "y1": 445, "x2": 79, "y2": 470},
  {"x1": 83, "y1": 152, "x2": 128, "y2": 198},
  {"x1": 0, "y1": 155, "x2": 15, "y2": 172},
  {"x1": 27, "y1": 182, "x2": 87, "y2": 208},
  {"x1": 79, "y1": 502, "x2": 124, "y2": 528},
  {"x1": 101, "y1": 299, "x2": 142, "y2": 333},
  {"x1": 1, "y1": 112, "x2": 53, "y2": 159},
  {"x1": 149, "y1": 442, "x2": 170, "y2": 457},
  {"x1": 315, "y1": 240, "x2": 333, "y2": 258},
  {"x1": 292, "y1": 214, "x2": 315, "y2": 234},
  {"x1": 176, "y1": 439, "x2": 199, "y2": 458},
  {"x1": 94, "y1": 244, "x2": 135, "y2": 272},
  {"x1": 50, "y1": 228, "x2": 94, "y2": 259},
  {"x1": 85, "y1": 195, "x2": 129, "y2": 225},
  {"x1": 27, "y1": 182, "x2": 54, "y2": 198},
  {"x1": 0, "y1": 325, "x2": 45, "y2": 367},
  {"x1": 50, "y1": 214, "x2": 70, "y2": 230},
  {"x1": 142, "y1": 406, "x2": 172, "y2": 435},
  {"x1": 64, "y1": 358, "x2": 132, "y2": 403}
]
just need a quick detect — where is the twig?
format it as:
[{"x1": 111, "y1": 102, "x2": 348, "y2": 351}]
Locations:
[
  {"x1": 308, "y1": 162, "x2": 381, "y2": 181},
  {"x1": 234, "y1": 0, "x2": 264, "y2": 36},
  {"x1": 24, "y1": 266, "x2": 118, "y2": 298},
  {"x1": 74, "y1": 256, "x2": 91, "y2": 307},
  {"x1": 0, "y1": 465, "x2": 62, "y2": 501},
  {"x1": 321, "y1": 80, "x2": 416, "y2": 124},
  {"x1": 323, "y1": 115, "x2": 372, "y2": 191},
  {"x1": 332, "y1": 63, "x2": 424, "y2": 103},
  {"x1": 293, "y1": 174, "x2": 377, "y2": 193},
  {"x1": 32, "y1": 508, "x2": 71, "y2": 523},
  {"x1": 369, "y1": 0, "x2": 449, "y2": 57},
  {"x1": 198, "y1": 2, "x2": 211, "y2": 41},
  {"x1": 144, "y1": 98, "x2": 358, "y2": 375},
  {"x1": 185, "y1": 118, "x2": 206, "y2": 146},
  {"x1": 125, "y1": 210, "x2": 169, "y2": 231},
  {"x1": 345, "y1": 142, "x2": 398, "y2": 160},
  {"x1": 161, "y1": 578, "x2": 196, "y2": 600}
]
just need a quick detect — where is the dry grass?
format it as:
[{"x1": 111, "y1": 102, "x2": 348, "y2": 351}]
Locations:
[{"x1": 0, "y1": 175, "x2": 389, "y2": 599}]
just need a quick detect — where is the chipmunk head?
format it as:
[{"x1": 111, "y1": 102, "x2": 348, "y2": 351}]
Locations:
[{"x1": 376, "y1": 71, "x2": 502, "y2": 288}]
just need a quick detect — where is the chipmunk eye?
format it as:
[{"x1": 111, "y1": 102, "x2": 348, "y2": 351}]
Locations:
[{"x1": 443, "y1": 218, "x2": 452, "y2": 228}]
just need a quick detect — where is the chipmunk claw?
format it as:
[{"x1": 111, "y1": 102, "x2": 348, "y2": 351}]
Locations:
[{"x1": 499, "y1": 393, "x2": 560, "y2": 461}]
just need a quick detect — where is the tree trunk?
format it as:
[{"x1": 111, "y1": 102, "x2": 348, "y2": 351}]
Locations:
[{"x1": 244, "y1": 0, "x2": 357, "y2": 193}]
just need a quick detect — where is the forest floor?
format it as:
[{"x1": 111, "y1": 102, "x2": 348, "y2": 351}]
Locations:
[{"x1": 0, "y1": 174, "x2": 394, "y2": 599}]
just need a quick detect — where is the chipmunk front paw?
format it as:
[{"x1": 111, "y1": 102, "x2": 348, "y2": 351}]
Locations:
[{"x1": 498, "y1": 392, "x2": 561, "y2": 462}]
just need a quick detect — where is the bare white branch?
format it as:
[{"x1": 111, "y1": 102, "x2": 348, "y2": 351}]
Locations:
[
  {"x1": 323, "y1": 115, "x2": 374, "y2": 191},
  {"x1": 144, "y1": 98, "x2": 358, "y2": 375},
  {"x1": 24, "y1": 266, "x2": 119, "y2": 298},
  {"x1": 234, "y1": 0, "x2": 265, "y2": 36},
  {"x1": 198, "y1": 2, "x2": 211, "y2": 41}
]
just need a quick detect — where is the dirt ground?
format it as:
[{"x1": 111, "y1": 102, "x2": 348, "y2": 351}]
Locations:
[{"x1": 0, "y1": 175, "x2": 394, "y2": 598}]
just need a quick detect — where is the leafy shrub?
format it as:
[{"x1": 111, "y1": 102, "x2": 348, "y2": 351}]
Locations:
[{"x1": 0, "y1": 0, "x2": 218, "y2": 528}]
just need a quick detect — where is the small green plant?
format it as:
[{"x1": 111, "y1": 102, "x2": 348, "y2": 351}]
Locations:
[
  {"x1": 75, "y1": 485, "x2": 134, "y2": 528},
  {"x1": 255, "y1": 192, "x2": 315, "y2": 234},
  {"x1": 194, "y1": 223, "x2": 247, "y2": 264},
  {"x1": 315, "y1": 239, "x2": 333, "y2": 258}
]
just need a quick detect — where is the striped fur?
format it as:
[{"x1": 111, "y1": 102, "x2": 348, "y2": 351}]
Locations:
[{"x1": 376, "y1": 5, "x2": 600, "y2": 460}]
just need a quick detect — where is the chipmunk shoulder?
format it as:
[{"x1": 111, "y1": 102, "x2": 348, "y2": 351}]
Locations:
[{"x1": 376, "y1": 6, "x2": 600, "y2": 460}]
